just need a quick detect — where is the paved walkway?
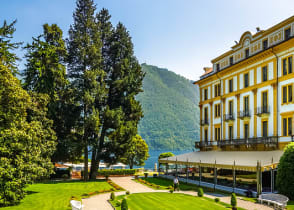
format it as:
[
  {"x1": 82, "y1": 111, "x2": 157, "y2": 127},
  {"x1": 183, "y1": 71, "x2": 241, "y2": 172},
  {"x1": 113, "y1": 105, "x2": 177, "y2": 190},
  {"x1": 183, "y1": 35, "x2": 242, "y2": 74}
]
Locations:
[{"x1": 82, "y1": 176, "x2": 273, "y2": 210}]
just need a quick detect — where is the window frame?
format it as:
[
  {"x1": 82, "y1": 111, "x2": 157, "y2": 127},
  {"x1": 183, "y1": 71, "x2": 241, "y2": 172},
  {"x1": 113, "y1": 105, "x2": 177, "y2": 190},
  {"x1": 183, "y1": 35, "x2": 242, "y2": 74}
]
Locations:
[
  {"x1": 262, "y1": 120, "x2": 268, "y2": 137},
  {"x1": 245, "y1": 48, "x2": 249, "y2": 58},
  {"x1": 282, "y1": 55, "x2": 293, "y2": 75},
  {"x1": 229, "y1": 79, "x2": 233, "y2": 93},
  {"x1": 243, "y1": 95, "x2": 249, "y2": 113},
  {"x1": 281, "y1": 84, "x2": 293, "y2": 104},
  {"x1": 282, "y1": 116, "x2": 292, "y2": 137},
  {"x1": 204, "y1": 88, "x2": 208, "y2": 100},
  {"x1": 262, "y1": 39, "x2": 268, "y2": 50},
  {"x1": 244, "y1": 123, "x2": 249, "y2": 139},
  {"x1": 262, "y1": 65, "x2": 268, "y2": 82},
  {"x1": 244, "y1": 73, "x2": 249, "y2": 88},
  {"x1": 284, "y1": 27, "x2": 291, "y2": 40}
]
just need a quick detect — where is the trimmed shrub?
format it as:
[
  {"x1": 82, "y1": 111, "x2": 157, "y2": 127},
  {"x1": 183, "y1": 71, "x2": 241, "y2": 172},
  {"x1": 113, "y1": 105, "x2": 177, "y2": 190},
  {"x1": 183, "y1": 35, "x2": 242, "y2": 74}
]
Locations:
[
  {"x1": 276, "y1": 142, "x2": 294, "y2": 200},
  {"x1": 126, "y1": 191, "x2": 130, "y2": 195},
  {"x1": 97, "y1": 169, "x2": 136, "y2": 176},
  {"x1": 121, "y1": 198, "x2": 128, "y2": 210},
  {"x1": 144, "y1": 172, "x2": 148, "y2": 178},
  {"x1": 231, "y1": 193, "x2": 237, "y2": 210},
  {"x1": 105, "y1": 175, "x2": 109, "y2": 180},
  {"x1": 214, "y1": 198, "x2": 220, "y2": 203},
  {"x1": 169, "y1": 189, "x2": 174, "y2": 193},
  {"x1": 110, "y1": 192, "x2": 115, "y2": 201},
  {"x1": 197, "y1": 188, "x2": 204, "y2": 197}
]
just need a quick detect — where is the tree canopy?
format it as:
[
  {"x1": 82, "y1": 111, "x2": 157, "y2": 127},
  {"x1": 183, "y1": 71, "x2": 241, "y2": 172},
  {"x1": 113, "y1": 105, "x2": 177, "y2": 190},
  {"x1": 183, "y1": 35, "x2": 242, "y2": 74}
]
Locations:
[
  {"x1": 158, "y1": 152, "x2": 174, "y2": 159},
  {"x1": 0, "y1": 21, "x2": 56, "y2": 206},
  {"x1": 120, "y1": 135, "x2": 149, "y2": 169},
  {"x1": 276, "y1": 142, "x2": 294, "y2": 200}
]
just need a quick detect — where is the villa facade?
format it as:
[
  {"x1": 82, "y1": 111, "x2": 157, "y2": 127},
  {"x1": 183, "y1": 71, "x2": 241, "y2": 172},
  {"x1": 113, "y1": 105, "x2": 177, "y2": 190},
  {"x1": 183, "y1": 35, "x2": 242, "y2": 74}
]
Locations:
[
  {"x1": 159, "y1": 16, "x2": 294, "y2": 196},
  {"x1": 195, "y1": 16, "x2": 294, "y2": 151}
]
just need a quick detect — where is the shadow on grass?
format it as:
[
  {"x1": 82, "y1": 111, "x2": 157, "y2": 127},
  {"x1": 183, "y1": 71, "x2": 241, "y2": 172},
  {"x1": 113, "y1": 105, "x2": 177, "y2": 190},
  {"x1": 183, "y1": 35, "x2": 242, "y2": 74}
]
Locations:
[{"x1": 26, "y1": 190, "x2": 39, "y2": 195}]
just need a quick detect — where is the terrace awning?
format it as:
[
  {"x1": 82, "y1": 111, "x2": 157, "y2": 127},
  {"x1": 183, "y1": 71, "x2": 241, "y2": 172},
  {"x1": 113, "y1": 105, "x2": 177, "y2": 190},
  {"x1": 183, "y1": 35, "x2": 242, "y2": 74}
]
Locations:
[{"x1": 158, "y1": 150, "x2": 284, "y2": 172}]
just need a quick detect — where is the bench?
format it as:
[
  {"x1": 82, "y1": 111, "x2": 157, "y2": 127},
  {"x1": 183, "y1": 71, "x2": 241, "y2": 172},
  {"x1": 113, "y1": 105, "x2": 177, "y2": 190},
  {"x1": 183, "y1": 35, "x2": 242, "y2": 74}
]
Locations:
[
  {"x1": 258, "y1": 193, "x2": 289, "y2": 210},
  {"x1": 70, "y1": 200, "x2": 84, "y2": 210}
]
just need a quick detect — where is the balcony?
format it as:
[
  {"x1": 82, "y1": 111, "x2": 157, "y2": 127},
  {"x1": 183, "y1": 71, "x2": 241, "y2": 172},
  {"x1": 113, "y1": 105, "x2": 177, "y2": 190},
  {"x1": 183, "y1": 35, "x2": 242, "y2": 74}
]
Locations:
[
  {"x1": 195, "y1": 141, "x2": 214, "y2": 149},
  {"x1": 200, "y1": 119, "x2": 210, "y2": 126},
  {"x1": 217, "y1": 136, "x2": 278, "y2": 148},
  {"x1": 224, "y1": 113, "x2": 235, "y2": 121},
  {"x1": 238, "y1": 110, "x2": 251, "y2": 119},
  {"x1": 256, "y1": 106, "x2": 270, "y2": 116}
]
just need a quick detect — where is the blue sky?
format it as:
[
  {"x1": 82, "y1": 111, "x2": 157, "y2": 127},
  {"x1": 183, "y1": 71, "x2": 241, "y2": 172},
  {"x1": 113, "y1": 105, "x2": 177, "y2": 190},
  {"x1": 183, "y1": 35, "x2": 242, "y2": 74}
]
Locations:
[{"x1": 1, "y1": 0, "x2": 294, "y2": 80}]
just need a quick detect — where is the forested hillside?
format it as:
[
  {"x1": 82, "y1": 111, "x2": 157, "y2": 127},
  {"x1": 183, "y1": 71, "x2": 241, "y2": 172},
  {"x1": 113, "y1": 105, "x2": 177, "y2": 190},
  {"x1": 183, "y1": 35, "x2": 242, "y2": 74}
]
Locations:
[{"x1": 137, "y1": 64, "x2": 200, "y2": 150}]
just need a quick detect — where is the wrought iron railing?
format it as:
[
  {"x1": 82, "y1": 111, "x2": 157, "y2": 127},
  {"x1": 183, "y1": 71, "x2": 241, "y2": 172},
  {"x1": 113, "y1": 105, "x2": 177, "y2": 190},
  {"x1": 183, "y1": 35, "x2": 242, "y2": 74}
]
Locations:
[
  {"x1": 238, "y1": 110, "x2": 251, "y2": 118},
  {"x1": 195, "y1": 141, "x2": 214, "y2": 149},
  {"x1": 217, "y1": 136, "x2": 278, "y2": 147},
  {"x1": 224, "y1": 113, "x2": 235, "y2": 121},
  {"x1": 256, "y1": 106, "x2": 270, "y2": 115}
]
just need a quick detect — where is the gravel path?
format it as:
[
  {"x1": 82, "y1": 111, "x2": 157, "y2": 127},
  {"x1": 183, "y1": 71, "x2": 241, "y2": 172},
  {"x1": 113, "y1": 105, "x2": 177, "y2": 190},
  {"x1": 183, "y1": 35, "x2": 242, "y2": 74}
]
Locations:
[{"x1": 82, "y1": 176, "x2": 273, "y2": 210}]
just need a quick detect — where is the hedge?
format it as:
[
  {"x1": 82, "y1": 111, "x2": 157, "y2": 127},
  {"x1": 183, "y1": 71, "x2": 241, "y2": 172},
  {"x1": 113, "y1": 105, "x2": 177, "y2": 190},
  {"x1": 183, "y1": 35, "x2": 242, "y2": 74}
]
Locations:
[{"x1": 97, "y1": 169, "x2": 136, "y2": 176}]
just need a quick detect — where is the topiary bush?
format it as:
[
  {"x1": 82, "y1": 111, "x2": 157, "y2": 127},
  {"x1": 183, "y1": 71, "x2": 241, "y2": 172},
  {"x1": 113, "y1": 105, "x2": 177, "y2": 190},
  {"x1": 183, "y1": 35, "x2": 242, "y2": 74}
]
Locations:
[
  {"x1": 276, "y1": 142, "x2": 294, "y2": 200},
  {"x1": 197, "y1": 188, "x2": 204, "y2": 197},
  {"x1": 121, "y1": 198, "x2": 128, "y2": 210},
  {"x1": 214, "y1": 198, "x2": 220, "y2": 203},
  {"x1": 231, "y1": 193, "x2": 237, "y2": 210},
  {"x1": 169, "y1": 189, "x2": 174, "y2": 193},
  {"x1": 110, "y1": 192, "x2": 115, "y2": 201},
  {"x1": 144, "y1": 172, "x2": 148, "y2": 178},
  {"x1": 126, "y1": 191, "x2": 130, "y2": 195}
]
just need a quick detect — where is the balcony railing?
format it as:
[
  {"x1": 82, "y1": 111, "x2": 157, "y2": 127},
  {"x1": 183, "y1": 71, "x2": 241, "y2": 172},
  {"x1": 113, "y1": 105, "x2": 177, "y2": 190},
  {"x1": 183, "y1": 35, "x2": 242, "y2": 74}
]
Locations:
[
  {"x1": 238, "y1": 110, "x2": 251, "y2": 119},
  {"x1": 256, "y1": 106, "x2": 270, "y2": 116},
  {"x1": 195, "y1": 141, "x2": 214, "y2": 149},
  {"x1": 224, "y1": 113, "x2": 235, "y2": 121},
  {"x1": 200, "y1": 119, "x2": 209, "y2": 126},
  {"x1": 217, "y1": 136, "x2": 278, "y2": 147}
]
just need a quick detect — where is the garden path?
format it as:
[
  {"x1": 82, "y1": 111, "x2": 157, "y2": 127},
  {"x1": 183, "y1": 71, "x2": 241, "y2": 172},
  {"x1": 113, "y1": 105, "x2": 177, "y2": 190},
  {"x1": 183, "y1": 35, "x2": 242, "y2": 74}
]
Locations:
[{"x1": 82, "y1": 176, "x2": 273, "y2": 210}]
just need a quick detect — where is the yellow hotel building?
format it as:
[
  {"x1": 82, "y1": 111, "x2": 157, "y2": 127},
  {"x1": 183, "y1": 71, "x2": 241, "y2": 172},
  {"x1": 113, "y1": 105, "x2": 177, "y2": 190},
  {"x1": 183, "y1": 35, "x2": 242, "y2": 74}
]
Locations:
[
  {"x1": 159, "y1": 16, "x2": 294, "y2": 196},
  {"x1": 195, "y1": 16, "x2": 294, "y2": 151}
]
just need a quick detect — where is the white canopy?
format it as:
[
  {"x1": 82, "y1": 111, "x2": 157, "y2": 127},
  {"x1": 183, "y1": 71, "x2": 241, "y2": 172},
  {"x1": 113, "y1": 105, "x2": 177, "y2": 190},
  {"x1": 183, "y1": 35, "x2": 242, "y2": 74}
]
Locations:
[{"x1": 158, "y1": 150, "x2": 284, "y2": 172}]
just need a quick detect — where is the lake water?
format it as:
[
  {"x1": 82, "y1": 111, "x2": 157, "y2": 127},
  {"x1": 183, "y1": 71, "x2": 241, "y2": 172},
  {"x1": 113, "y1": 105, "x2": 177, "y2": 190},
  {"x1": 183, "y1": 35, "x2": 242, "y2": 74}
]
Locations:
[{"x1": 139, "y1": 150, "x2": 192, "y2": 170}]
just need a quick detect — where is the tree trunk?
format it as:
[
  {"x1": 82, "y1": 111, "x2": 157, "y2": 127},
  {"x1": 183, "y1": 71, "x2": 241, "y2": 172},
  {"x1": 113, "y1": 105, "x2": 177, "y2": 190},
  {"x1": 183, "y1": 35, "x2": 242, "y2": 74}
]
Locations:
[
  {"x1": 89, "y1": 126, "x2": 106, "y2": 179},
  {"x1": 89, "y1": 147, "x2": 97, "y2": 180},
  {"x1": 83, "y1": 144, "x2": 88, "y2": 181}
]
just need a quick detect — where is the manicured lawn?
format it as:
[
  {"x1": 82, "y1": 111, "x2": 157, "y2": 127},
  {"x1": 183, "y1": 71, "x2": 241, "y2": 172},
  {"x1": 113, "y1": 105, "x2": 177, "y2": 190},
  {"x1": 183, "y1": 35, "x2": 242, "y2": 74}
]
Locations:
[
  {"x1": 111, "y1": 192, "x2": 228, "y2": 210},
  {"x1": 287, "y1": 200, "x2": 294, "y2": 210},
  {"x1": 136, "y1": 177, "x2": 229, "y2": 195},
  {"x1": 2, "y1": 180, "x2": 115, "y2": 210}
]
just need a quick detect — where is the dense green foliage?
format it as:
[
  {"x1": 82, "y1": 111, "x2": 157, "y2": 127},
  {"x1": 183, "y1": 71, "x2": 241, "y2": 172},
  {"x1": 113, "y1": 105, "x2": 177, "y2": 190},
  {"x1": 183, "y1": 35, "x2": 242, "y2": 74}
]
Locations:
[
  {"x1": 22, "y1": 23, "x2": 81, "y2": 162},
  {"x1": 1, "y1": 180, "x2": 114, "y2": 210},
  {"x1": 197, "y1": 188, "x2": 204, "y2": 197},
  {"x1": 111, "y1": 192, "x2": 116, "y2": 201},
  {"x1": 137, "y1": 64, "x2": 199, "y2": 150},
  {"x1": 158, "y1": 152, "x2": 174, "y2": 159},
  {"x1": 121, "y1": 198, "x2": 128, "y2": 210},
  {"x1": 276, "y1": 142, "x2": 294, "y2": 200},
  {"x1": 97, "y1": 169, "x2": 136, "y2": 176},
  {"x1": 111, "y1": 193, "x2": 227, "y2": 210},
  {"x1": 0, "y1": 21, "x2": 56, "y2": 206},
  {"x1": 120, "y1": 135, "x2": 149, "y2": 169},
  {"x1": 231, "y1": 193, "x2": 237, "y2": 209}
]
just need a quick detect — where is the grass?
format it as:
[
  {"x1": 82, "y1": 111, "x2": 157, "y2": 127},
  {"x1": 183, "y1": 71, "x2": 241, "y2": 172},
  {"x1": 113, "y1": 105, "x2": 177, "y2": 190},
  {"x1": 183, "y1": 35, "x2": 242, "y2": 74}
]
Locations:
[
  {"x1": 287, "y1": 200, "x2": 294, "y2": 210},
  {"x1": 1, "y1": 180, "x2": 115, "y2": 210},
  {"x1": 110, "y1": 192, "x2": 229, "y2": 210},
  {"x1": 135, "y1": 177, "x2": 229, "y2": 195}
]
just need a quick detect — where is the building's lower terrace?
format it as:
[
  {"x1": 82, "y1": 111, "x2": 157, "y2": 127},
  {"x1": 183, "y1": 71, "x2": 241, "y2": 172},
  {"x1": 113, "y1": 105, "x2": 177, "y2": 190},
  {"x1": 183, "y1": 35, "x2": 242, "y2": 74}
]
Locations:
[{"x1": 158, "y1": 150, "x2": 283, "y2": 196}]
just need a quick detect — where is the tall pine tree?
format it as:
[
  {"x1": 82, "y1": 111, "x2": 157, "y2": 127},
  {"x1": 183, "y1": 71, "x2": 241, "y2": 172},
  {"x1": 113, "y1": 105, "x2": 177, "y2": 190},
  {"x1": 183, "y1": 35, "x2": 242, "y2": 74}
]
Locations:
[
  {"x1": 23, "y1": 24, "x2": 80, "y2": 162},
  {"x1": 67, "y1": 0, "x2": 104, "y2": 180},
  {"x1": 89, "y1": 19, "x2": 145, "y2": 179}
]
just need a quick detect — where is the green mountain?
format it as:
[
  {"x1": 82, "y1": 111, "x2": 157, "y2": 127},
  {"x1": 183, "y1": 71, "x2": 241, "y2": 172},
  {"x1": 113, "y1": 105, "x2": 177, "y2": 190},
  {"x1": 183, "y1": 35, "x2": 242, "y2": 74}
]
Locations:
[{"x1": 137, "y1": 64, "x2": 200, "y2": 151}]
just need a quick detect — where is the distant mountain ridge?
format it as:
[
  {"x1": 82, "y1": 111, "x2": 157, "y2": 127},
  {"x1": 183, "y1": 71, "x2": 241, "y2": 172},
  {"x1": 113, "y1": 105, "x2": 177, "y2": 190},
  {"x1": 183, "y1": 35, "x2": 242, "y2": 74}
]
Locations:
[{"x1": 137, "y1": 64, "x2": 200, "y2": 150}]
